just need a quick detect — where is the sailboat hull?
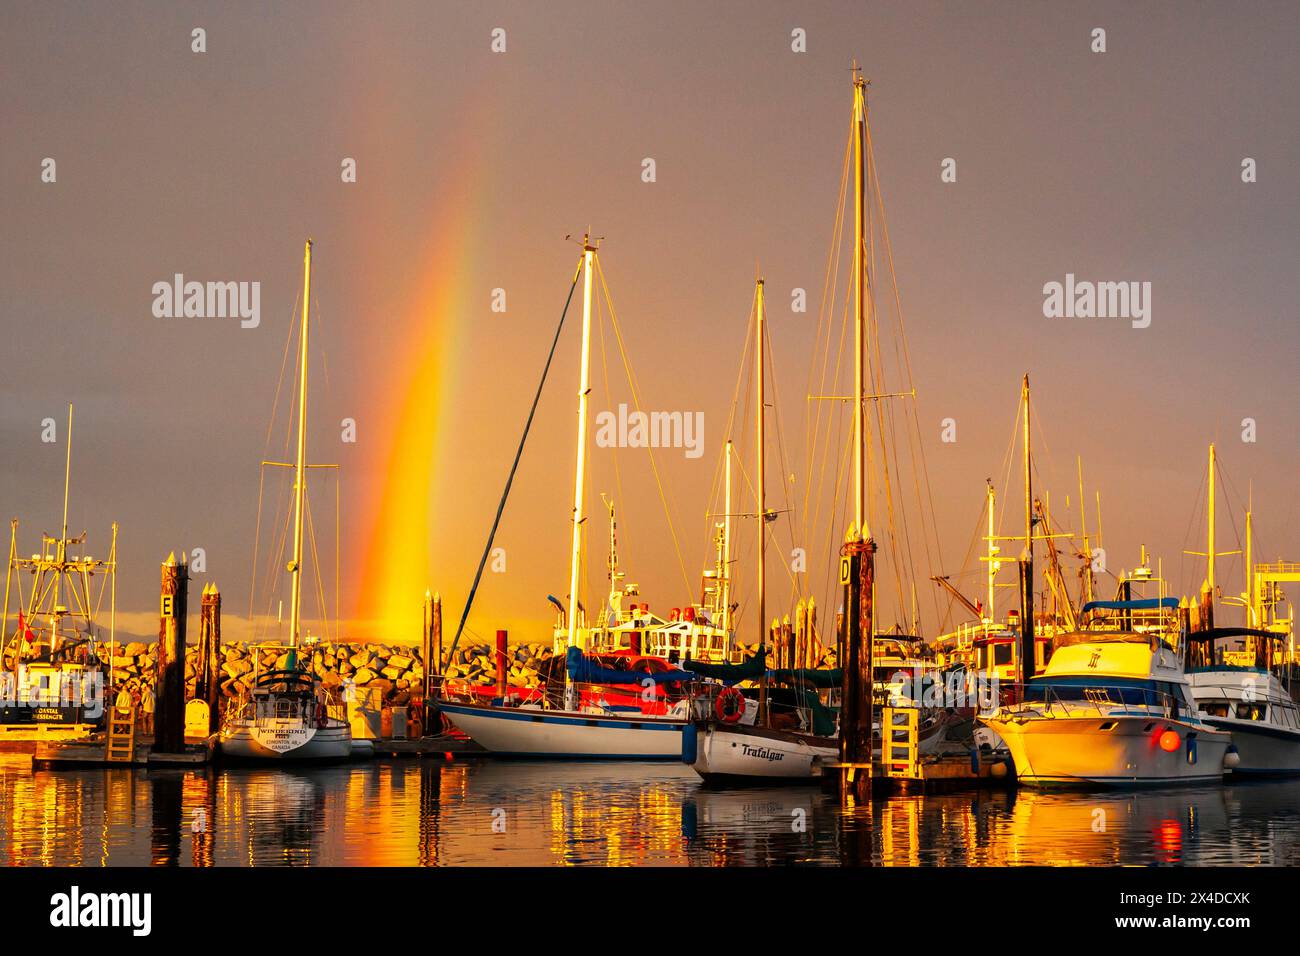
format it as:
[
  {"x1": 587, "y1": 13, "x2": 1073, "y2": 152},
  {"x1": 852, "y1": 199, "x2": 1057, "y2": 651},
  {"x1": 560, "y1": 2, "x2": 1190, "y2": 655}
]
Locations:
[
  {"x1": 437, "y1": 701, "x2": 687, "y2": 759},
  {"x1": 219, "y1": 718, "x2": 352, "y2": 762},
  {"x1": 692, "y1": 721, "x2": 838, "y2": 785}
]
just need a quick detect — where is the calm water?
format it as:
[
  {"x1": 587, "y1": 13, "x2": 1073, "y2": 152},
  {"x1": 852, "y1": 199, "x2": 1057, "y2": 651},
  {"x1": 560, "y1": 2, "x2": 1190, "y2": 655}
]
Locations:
[{"x1": 2, "y1": 753, "x2": 1298, "y2": 866}]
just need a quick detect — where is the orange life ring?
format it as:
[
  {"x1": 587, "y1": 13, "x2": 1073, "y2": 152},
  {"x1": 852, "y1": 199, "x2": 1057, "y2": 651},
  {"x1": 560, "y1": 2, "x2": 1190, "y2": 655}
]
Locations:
[{"x1": 715, "y1": 686, "x2": 745, "y2": 723}]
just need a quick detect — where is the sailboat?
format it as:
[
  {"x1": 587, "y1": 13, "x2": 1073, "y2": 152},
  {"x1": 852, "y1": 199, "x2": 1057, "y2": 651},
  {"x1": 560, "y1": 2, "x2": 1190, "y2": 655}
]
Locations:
[
  {"x1": 435, "y1": 236, "x2": 697, "y2": 759},
  {"x1": 218, "y1": 240, "x2": 352, "y2": 762},
  {"x1": 1, "y1": 404, "x2": 117, "y2": 747},
  {"x1": 692, "y1": 70, "x2": 885, "y2": 785}
]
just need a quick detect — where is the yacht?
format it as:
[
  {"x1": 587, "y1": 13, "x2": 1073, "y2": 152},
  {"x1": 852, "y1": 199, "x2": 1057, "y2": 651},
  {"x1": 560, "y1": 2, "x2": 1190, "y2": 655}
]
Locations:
[
  {"x1": 1186, "y1": 627, "x2": 1300, "y2": 775},
  {"x1": 981, "y1": 599, "x2": 1234, "y2": 786}
]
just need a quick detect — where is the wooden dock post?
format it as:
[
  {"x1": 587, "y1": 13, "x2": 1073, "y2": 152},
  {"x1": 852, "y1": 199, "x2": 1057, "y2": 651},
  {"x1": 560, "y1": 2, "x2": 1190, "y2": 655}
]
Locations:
[
  {"x1": 155, "y1": 552, "x2": 188, "y2": 754},
  {"x1": 839, "y1": 533, "x2": 876, "y2": 801},
  {"x1": 198, "y1": 583, "x2": 222, "y2": 733},
  {"x1": 495, "y1": 629, "x2": 508, "y2": 700}
]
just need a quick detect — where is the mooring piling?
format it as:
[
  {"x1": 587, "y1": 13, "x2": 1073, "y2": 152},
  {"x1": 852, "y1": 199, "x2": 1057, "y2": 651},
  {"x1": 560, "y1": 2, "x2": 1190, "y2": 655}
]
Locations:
[{"x1": 155, "y1": 552, "x2": 188, "y2": 753}]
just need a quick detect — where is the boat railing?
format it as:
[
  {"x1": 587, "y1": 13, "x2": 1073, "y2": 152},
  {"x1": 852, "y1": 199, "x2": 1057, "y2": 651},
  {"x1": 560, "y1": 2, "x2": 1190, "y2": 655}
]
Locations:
[{"x1": 990, "y1": 682, "x2": 1187, "y2": 721}]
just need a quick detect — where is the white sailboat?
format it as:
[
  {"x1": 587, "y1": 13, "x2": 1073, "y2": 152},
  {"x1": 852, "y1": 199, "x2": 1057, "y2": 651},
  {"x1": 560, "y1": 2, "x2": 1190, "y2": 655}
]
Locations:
[
  {"x1": 436, "y1": 236, "x2": 692, "y2": 759},
  {"x1": 219, "y1": 239, "x2": 352, "y2": 762}
]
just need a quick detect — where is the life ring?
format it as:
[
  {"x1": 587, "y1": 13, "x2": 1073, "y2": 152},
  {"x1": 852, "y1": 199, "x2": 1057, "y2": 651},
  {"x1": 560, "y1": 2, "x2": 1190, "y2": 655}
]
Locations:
[{"x1": 715, "y1": 686, "x2": 745, "y2": 723}]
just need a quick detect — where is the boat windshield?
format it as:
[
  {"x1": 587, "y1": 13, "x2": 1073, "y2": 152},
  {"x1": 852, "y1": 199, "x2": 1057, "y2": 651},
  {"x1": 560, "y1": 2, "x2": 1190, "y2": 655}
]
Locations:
[{"x1": 1024, "y1": 676, "x2": 1188, "y2": 709}]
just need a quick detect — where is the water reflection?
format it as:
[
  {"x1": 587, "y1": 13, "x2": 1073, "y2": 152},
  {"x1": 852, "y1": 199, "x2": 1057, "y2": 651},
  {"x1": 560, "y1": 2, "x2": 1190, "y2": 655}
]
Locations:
[{"x1": 3, "y1": 753, "x2": 1300, "y2": 866}]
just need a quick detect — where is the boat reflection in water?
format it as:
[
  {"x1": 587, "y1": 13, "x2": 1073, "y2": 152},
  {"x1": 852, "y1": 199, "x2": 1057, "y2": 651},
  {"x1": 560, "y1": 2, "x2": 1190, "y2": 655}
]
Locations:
[{"x1": 5, "y1": 755, "x2": 1300, "y2": 866}]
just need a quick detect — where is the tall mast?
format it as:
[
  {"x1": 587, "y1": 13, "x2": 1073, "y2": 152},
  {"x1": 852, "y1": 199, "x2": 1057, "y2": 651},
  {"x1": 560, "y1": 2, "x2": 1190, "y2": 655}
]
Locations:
[
  {"x1": 567, "y1": 238, "x2": 597, "y2": 649},
  {"x1": 56, "y1": 403, "x2": 73, "y2": 628},
  {"x1": 1206, "y1": 442, "x2": 1216, "y2": 593},
  {"x1": 1022, "y1": 375, "x2": 1032, "y2": 559},
  {"x1": 852, "y1": 69, "x2": 869, "y2": 537},
  {"x1": 1017, "y1": 374, "x2": 1036, "y2": 682},
  {"x1": 723, "y1": 439, "x2": 733, "y2": 632},
  {"x1": 755, "y1": 278, "x2": 767, "y2": 653},
  {"x1": 288, "y1": 239, "x2": 313, "y2": 649},
  {"x1": 986, "y1": 481, "x2": 997, "y2": 620},
  {"x1": 1245, "y1": 488, "x2": 1254, "y2": 626}
]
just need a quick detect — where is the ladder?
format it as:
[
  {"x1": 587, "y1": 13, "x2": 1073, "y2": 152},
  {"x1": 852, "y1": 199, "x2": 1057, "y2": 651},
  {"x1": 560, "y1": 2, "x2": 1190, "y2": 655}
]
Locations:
[
  {"x1": 881, "y1": 706, "x2": 921, "y2": 779},
  {"x1": 106, "y1": 707, "x2": 135, "y2": 763}
]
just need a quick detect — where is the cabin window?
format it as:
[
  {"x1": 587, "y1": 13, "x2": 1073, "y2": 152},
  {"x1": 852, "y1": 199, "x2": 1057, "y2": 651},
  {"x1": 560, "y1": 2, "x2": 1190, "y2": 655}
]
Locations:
[
  {"x1": 1201, "y1": 702, "x2": 1230, "y2": 718},
  {"x1": 993, "y1": 645, "x2": 1013, "y2": 667},
  {"x1": 1237, "y1": 703, "x2": 1266, "y2": 722}
]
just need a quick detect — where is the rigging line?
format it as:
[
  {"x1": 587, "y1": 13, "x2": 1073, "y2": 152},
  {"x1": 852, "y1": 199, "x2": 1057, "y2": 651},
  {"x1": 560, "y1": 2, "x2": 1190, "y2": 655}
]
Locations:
[
  {"x1": 801, "y1": 115, "x2": 853, "y2": 537},
  {"x1": 761, "y1": 316, "x2": 801, "y2": 603},
  {"x1": 262, "y1": 290, "x2": 301, "y2": 453},
  {"x1": 445, "y1": 251, "x2": 584, "y2": 667},
  {"x1": 866, "y1": 123, "x2": 947, "y2": 599},
  {"x1": 596, "y1": 257, "x2": 694, "y2": 597},
  {"x1": 248, "y1": 463, "x2": 268, "y2": 625},
  {"x1": 596, "y1": 283, "x2": 632, "y2": 584}
]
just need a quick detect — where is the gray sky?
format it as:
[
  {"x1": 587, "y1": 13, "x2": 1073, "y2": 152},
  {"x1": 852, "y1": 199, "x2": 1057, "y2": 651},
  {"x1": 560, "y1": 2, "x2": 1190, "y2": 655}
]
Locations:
[{"x1": 2, "y1": 1, "x2": 1297, "y2": 645}]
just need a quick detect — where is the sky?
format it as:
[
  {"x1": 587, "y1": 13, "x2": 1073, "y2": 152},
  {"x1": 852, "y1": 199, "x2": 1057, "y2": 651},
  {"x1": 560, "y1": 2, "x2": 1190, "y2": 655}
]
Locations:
[{"x1": 2, "y1": 1, "x2": 1297, "y2": 648}]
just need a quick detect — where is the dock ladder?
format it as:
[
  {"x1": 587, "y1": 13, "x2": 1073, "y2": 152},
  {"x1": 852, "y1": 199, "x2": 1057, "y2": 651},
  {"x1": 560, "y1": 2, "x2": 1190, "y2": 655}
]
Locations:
[
  {"x1": 881, "y1": 707, "x2": 921, "y2": 779},
  {"x1": 106, "y1": 708, "x2": 136, "y2": 763}
]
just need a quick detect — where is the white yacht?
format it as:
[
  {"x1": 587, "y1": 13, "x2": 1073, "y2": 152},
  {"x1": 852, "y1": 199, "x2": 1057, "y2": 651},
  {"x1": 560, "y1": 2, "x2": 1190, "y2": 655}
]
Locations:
[
  {"x1": 1186, "y1": 626, "x2": 1300, "y2": 776},
  {"x1": 982, "y1": 603, "x2": 1234, "y2": 787}
]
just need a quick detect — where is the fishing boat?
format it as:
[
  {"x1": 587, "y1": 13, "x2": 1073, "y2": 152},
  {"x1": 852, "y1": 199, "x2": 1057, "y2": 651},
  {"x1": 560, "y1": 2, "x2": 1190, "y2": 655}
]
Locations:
[
  {"x1": 0, "y1": 405, "x2": 117, "y2": 750},
  {"x1": 981, "y1": 595, "x2": 1234, "y2": 787},
  {"x1": 218, "y1": 240, "x2": 352, "y2": 762},
  {"x1": 1182, "y1": 444, "x2": 1300, "y2": 775},
  {"x1": 435, "y1": 236, "x2": 695, "y2": 759}
]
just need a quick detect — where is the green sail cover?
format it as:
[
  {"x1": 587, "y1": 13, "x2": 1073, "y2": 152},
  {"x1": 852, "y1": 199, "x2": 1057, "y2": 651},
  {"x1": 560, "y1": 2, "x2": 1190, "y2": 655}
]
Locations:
[
  {"x1": 772, "y1": 667, "x2": 842, "y2": 688},
  {"x1": 684, "y1": 647, "x2": 767, "y2": 682}
]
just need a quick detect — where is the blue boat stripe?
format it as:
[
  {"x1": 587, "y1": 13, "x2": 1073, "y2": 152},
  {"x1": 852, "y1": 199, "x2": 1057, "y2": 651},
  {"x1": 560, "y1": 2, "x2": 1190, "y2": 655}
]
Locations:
[{"x1": 437, "y1": 703, "x2": 684, "y2": 732}]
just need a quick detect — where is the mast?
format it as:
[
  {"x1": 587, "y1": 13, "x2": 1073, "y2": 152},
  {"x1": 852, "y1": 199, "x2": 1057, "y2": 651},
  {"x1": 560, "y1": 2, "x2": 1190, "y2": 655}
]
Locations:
[
  {"x1": 1245, "y1": 492, "x2": 1254, "y2": 627},
  {"x1": 755, "y1": 278, "x2": 767, "y2": 719},
  {"x1": 567, "y1": 237, "x2": 597, "y2": 649},
  {"x1": 1206, "y1": 442, "x2": 1216, "y2": 593},
  {"x1": 852, "y1": 70, "x2": 869, "y2": 536},
  {"x1": 1018, "y1": 374, "x2": 1036, "y2": 682},
  {"x1": 288, "y1": 239, "x2": 313, "y2": 649},
  {"x1": 723, "y1": 439, "x2": 733, "y2": 632},
  {"x1": 985, "y1": 481, "x2": 997, "y2": 620}
]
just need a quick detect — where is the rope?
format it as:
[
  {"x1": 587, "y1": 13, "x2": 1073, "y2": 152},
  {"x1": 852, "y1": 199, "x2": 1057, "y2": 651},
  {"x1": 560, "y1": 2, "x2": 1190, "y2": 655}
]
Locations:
[{"x1": 445, "y1": 251, "x2": 585, "y2": 666}]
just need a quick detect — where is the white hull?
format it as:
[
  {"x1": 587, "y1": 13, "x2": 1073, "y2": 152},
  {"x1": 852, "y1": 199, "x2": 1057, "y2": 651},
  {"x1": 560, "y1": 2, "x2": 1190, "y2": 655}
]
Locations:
[
  {"x1": 692, "y1": 723, "x2": 837, "y2": 783},
  {"x1": 984, "y1": 713, "x2": 1230, "y2": 787},
  {"x1": 1206, "y1": 718, "x2": 1300, "y2": 775},
  {"x1": 219, "y1": 718, "x2": 352, "y2": 761},
  {"x1": 437, "y1": 701, "x2": 686, "y2": 759}
]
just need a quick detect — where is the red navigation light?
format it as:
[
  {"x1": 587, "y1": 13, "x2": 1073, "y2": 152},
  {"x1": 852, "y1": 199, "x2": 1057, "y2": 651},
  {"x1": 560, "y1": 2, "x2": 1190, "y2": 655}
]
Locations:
[{"x1": 1158, "y1": 729, "x2": 1181, "y2": 752}]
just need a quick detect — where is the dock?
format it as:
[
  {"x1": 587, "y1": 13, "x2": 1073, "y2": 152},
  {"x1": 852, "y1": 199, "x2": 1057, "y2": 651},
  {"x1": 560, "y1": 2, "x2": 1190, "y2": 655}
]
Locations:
[
  {"x1": 32, "y1": 735, "x2": 214, "y2": 769},
  {"x1": 368, "y1": 734, "x2": 486, "y2": 758}
]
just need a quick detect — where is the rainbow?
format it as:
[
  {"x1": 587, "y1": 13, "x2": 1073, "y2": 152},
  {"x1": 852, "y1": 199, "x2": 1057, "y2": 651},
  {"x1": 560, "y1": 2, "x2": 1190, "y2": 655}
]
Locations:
[{"x1": 351, "y1": 113, "x2": 493, "y2": 643}]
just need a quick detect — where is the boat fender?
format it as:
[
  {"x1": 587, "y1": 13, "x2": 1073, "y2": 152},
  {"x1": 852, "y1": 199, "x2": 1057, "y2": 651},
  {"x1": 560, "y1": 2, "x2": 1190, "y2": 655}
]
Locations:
[
  {"x1": 1224, "y1": 745, "x2": 1240, "y2": 771},
  {"x1": 715, "y1": 686, "x2": 745, "y2": 724},
  {"x1": 316, "y1": 702, "x2": 328, "y2": 729}
]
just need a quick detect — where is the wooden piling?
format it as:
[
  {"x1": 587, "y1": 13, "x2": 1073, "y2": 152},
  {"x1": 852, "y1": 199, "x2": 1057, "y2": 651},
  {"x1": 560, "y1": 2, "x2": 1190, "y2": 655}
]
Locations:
[
  {"x1": 1017, "y1": 557, "x2": 1035, "y2": 685},
  {"x1": 839, "y1": 534, "x2": 876, "y2": 800},
  {"x1": 198, "y1": 583, "x2": 222, "y2": 733},
  {"x1": 155, "y1": 552, "x2": 188, "y2": 754},
  {"x1": 495, "y1": 629, "x2": 507, "y2": 699}
]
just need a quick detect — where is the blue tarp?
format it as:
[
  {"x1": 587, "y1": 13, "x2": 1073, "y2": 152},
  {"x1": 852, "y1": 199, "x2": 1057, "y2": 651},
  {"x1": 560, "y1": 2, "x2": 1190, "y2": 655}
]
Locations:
[
  {"x1": 1081, "y1": 598, "x2": 1179, "y2": 613},
  {"x1": 566, "y1": 646, "x2": 694, "y2": 685}
]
